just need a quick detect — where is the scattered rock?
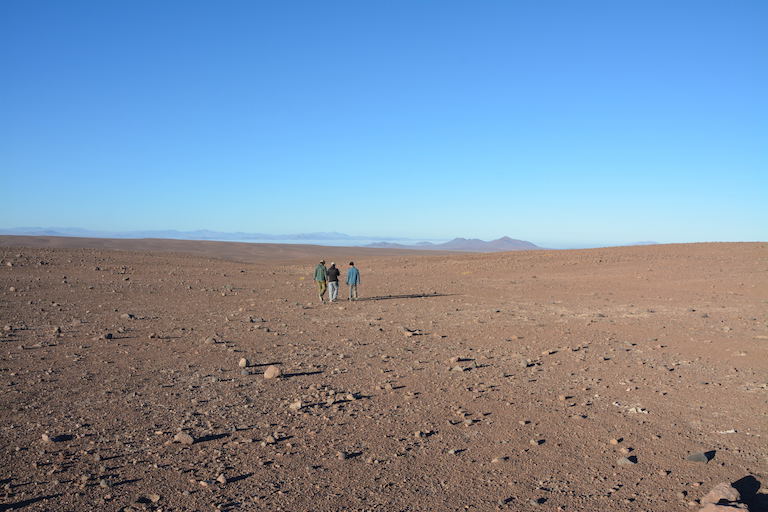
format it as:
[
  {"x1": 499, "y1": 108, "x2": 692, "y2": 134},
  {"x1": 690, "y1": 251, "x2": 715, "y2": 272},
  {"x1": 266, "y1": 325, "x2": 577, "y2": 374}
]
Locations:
[
  {"x1": 698, "y1": 482, "x2": 745, "y2": 511},
  {"x1": 136, "y1": 494, "x2": 161, "y2": 504},
  {"x1": 173, "y1": 432, "x2": 195, "y2": 445},
  {"x1": 516, "y1": 357, "x2": 530, "y2": 368},
  {"x1": 686, "y1": 451, "x2": 715, "y2": 463},
  {"x1": 238, "y1": 358, "x2": 250, "y2": 368},
  {"x1": 41, "y1": 433, "x2": 70, "y2": 443},
  {"x1": 137, "y1": 494, "x2": 161, "y2": 504},
  {"x1": 264, "y1": 365, "x2": 282, "y2": 379}
]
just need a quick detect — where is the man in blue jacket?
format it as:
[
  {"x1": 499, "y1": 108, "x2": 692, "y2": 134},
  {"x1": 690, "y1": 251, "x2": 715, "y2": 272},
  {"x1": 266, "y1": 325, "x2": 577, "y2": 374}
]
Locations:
[{"x1": 346, "y1": 261, "x2": 360, "y2": 301}]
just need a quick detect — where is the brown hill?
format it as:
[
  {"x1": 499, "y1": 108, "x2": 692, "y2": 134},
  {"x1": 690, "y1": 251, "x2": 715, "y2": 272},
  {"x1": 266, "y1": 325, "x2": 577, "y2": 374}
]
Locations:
[{"x1": 1, "y1": 239, "x2": 765, "y2": 511}]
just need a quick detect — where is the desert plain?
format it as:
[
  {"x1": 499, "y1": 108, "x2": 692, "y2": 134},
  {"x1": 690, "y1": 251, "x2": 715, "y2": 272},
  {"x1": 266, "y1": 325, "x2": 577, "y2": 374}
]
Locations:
[{"x1": 0, "y1": 237, "x2": 766, "y2": 512}]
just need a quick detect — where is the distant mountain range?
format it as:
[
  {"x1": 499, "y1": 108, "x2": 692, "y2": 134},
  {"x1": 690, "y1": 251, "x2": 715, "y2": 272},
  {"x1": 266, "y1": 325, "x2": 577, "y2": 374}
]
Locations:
[
  {"x1": 0, "y1": 227, "x2": 363, "y2": 241},
  {"x1": 365, "y1": 236, "x2": 541, "y2": 252},
  {"x1": 0, "y1": 228, "x2": 667, "y2": 251},
  {"x1": 0, "y1": 228, "x2": 542, "y2": 252}
]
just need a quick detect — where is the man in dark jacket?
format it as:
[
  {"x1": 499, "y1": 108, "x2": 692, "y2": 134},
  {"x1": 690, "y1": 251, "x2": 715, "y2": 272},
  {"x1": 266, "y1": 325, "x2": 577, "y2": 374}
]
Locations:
[{"x1": 326, "y1": 262, "x2": 341, "y2": 302}]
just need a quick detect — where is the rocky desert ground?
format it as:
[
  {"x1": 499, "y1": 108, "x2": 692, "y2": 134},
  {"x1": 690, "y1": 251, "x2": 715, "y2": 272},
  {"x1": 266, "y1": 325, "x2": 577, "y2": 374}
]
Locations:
[{"x1": 1, "y1": 237, "x2": 766, "y2": 512}]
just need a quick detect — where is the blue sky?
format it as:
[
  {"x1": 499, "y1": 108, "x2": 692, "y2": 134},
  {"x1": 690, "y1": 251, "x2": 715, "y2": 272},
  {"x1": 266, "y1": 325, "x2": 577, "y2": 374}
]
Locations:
[{"x1": 1, "y1": 1, "x2": 766, "y2": 248}]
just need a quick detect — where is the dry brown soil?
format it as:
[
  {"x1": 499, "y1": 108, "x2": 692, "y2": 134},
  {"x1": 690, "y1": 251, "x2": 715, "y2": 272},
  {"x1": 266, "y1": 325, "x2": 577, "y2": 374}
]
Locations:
[{"x1": 1, "y1": 237, "x2": 766, "y2": 511}]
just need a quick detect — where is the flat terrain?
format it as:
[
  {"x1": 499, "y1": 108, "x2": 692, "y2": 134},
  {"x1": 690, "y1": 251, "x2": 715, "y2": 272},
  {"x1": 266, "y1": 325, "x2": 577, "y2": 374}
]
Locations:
[{"x1": 1, "y1": 237, "x2": 766, "y2": 511}]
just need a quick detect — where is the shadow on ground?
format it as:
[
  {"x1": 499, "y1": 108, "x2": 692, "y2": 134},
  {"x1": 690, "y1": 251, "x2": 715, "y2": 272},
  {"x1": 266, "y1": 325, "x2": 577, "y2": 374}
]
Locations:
[
  {"x1": 0, "y1": 494, "x2": 61, "y2": 511},
  {"x1": 356, "y1": 293, "x2": 453, "y2": 302},
  {"x1": 734, "y1": 475, "x2": 768, "y2": 512}
]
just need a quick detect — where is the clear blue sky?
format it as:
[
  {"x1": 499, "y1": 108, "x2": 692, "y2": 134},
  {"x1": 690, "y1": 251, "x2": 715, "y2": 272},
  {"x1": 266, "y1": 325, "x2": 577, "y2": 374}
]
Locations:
[{"x1": 1, "y1": 1, "x2": 766, "y2": 248}]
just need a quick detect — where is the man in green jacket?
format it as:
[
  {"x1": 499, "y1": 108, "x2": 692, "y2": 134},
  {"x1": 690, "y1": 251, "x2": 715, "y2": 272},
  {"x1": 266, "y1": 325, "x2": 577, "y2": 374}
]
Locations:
[{"x1": 314, "y1": 260, "x2": 328, "y2": 303}]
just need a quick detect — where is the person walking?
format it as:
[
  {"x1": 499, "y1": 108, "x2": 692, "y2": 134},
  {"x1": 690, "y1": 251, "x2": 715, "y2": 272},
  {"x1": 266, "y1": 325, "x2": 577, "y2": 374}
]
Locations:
[
  {"x1": 346, "y1": 261, "x2": 360, "y2": 301},
  {"x1": 314, "y1": 260, "x2": 328, "y2": 303},
  {"x1": 326, "y1": 262, "x2": 341, "y2": 302}
]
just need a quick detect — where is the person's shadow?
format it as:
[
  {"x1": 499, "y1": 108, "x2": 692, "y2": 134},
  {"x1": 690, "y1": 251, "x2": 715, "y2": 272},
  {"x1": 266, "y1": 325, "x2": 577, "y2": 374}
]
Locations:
[{"x1": 356, "y1": 292, "x2": 452, "y2": 301}]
